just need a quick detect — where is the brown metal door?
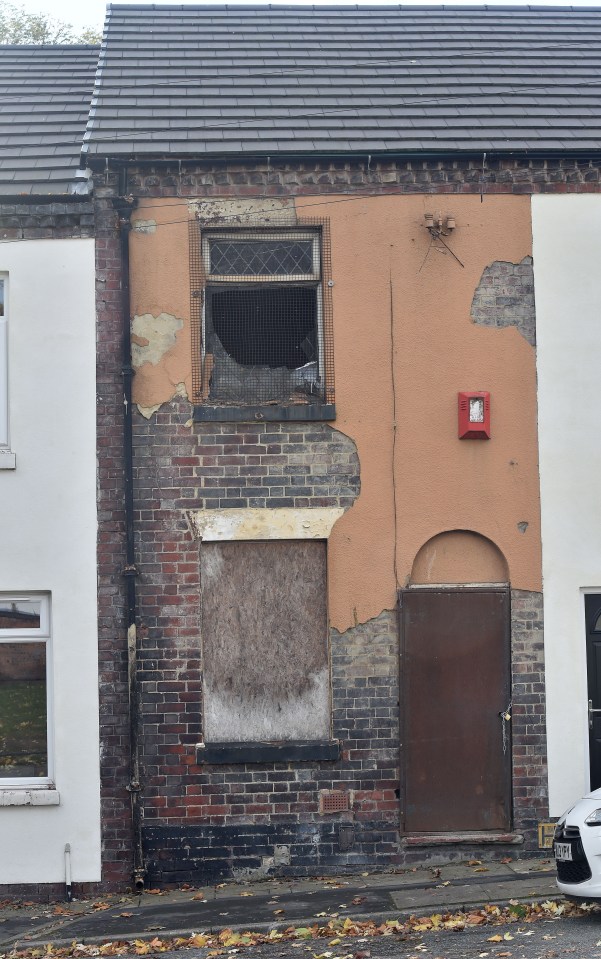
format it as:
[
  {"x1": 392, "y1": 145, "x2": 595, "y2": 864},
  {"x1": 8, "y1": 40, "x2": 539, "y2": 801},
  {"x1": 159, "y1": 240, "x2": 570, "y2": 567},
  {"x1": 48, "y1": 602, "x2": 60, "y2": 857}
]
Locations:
[{"x1": 401, "y1": 588, "x2": 511, "y2": 833}]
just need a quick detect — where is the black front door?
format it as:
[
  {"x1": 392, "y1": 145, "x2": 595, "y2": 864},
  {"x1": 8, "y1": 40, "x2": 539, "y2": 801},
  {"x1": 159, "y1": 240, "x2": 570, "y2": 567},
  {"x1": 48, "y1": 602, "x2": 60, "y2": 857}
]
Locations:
[{"x1": 585, "y1": 595, "x2": 601, "y2": 789}]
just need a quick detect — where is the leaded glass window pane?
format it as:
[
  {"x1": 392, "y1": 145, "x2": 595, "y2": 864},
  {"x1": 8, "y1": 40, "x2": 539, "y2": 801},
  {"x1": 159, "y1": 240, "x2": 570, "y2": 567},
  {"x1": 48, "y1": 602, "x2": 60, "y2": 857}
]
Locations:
[{"x1": 209, "y1": 239, "x2": 314, "y2": 276}]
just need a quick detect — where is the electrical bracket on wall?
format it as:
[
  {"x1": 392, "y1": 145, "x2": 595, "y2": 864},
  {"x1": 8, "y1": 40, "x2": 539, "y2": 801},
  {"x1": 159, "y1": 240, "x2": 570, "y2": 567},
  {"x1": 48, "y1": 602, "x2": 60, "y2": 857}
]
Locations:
[{"x1": 458, "y1": 391, "x2": 491, "y2": 440}]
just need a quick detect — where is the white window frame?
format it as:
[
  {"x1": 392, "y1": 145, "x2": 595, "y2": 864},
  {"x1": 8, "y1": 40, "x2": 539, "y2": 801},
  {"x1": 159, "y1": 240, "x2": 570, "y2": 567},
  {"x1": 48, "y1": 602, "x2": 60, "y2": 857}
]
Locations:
[
  {"x1": 0, "y1": 594, "x2": 53, "y2": 787},
  {"x1": 0, "y1": 276, "x2": 15, "y2": 469}
]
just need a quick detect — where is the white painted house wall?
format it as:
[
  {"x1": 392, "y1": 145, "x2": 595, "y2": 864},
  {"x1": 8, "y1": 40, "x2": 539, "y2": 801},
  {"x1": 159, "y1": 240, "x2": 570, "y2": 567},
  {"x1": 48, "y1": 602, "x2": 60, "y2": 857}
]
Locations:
[
  {"x1": 0, "y1": 238, "x2": 100, "y2": 882},
  {"x1": 532, "y1": 195, "x2": 601, "y2": 817}
]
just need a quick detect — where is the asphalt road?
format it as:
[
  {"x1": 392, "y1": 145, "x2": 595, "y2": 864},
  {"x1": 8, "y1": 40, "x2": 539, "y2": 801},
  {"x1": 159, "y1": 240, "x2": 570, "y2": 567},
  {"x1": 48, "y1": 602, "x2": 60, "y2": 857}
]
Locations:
[{"x1": 143, "y1": 913, "x2": 601, "y2": 959}]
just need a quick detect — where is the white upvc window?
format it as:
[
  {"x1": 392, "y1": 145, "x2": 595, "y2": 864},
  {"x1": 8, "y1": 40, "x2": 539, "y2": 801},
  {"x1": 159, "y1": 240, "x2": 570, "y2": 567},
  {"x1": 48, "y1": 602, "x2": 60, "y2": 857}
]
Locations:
[
  {"x1": 0, "y1": 595, "x2": 53, "y2": 786},
  {"x1": 0, "y1": 277, "x2": 15, "y2": 469}
]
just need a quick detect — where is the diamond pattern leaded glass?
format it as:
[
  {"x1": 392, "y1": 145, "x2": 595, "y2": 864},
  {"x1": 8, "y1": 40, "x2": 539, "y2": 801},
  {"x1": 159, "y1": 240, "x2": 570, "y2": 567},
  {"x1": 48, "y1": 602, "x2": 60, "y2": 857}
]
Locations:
[{"x1": 209, "y1": 239, "x2": 314, "y2": 276}]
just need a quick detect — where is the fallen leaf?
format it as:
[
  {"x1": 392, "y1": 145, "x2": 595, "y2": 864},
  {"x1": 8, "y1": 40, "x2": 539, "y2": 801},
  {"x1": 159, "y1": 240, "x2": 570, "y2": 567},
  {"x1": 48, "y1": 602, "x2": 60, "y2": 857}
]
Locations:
[
  {"x1": 117, "y1": 912, "x2": 133, "y2": 918},
  {"x1": 467, "y1": 859, "x2": 482, "y2": 866},
  {"x1": 474, "y1": 867, "x2": 489, "y2": 873},
  {"x1": 192, "y1": 893, "x2": 205, "y2": 901},
  {"x1": 240, "y1": 892, "x2": 254, "y2": 897},
  {"x1": 487, "y1": 935, "x2": 503, "y2": 942},
  {"x1": 190, "y1": 935, "x2": 209, "y2": 947}
]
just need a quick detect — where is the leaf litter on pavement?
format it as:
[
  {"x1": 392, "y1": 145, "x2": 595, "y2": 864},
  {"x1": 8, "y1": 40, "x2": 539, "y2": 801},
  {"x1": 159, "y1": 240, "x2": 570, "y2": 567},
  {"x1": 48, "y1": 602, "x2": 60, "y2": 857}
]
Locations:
[{"x1": 0, "y1": 898, "x2": 596, "y2": 959}]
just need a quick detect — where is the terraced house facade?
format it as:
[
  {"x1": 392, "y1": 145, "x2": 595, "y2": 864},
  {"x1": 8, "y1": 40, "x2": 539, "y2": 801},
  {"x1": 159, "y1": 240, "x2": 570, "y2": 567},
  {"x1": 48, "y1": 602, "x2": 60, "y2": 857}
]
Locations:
[{"x1": 3, "y1": 3, "x2": 601, "y2": 892}]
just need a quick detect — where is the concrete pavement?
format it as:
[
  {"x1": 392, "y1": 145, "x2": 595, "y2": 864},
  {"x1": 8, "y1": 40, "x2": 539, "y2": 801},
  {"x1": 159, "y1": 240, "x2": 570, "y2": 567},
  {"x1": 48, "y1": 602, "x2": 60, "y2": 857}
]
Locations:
[{"x1": 0, "y1": 856, "x2": 560, "y2": 951}]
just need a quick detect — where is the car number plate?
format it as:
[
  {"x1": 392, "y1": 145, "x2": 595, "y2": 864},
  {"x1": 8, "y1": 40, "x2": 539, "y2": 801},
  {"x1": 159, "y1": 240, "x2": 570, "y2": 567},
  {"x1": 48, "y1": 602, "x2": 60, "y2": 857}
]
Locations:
[{"x1": 555, "y1": 842, "x2": 573, "y2": 861}]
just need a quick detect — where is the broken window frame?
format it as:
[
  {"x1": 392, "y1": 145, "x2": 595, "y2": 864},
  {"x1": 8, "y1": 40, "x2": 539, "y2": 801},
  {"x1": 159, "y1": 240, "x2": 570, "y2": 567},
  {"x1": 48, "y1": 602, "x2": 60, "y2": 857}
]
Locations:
[
  {"x1": 0, "y1": 594, "x2": 53, "y2": 787},
  {"x1": 190, "y1": 219, "x2": 335, "y2": 421}
]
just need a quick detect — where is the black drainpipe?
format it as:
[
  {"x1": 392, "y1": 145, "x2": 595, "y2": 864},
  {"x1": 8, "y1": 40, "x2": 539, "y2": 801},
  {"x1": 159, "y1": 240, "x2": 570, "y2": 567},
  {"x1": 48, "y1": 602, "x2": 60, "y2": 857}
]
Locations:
[{"x1": 114, "y1": 167, "x2": 145, "y2": 890}]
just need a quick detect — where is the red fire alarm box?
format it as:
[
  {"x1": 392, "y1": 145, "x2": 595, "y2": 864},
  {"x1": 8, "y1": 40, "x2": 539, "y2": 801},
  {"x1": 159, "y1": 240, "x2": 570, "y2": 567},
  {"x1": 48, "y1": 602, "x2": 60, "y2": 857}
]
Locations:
[{"x1": 458, "y1": 391, "x2": 490, "y2": 440}]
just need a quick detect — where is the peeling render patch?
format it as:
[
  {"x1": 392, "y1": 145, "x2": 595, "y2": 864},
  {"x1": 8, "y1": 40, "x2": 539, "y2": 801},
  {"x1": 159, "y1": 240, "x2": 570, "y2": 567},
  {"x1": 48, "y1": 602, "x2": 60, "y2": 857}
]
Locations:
[
  {"x1": 131, "y1": 219, "x2": 157, "y2": 234},
  {"x1": 470, "y1": 256, "x2": 536, "y2": 346},
  {"x1": 131, "y1": 312, "x2": 184, "y2": 369},
  {"x1": 187, "y1": 506, "x2": 345, "y2": 541},
  {"x1": 190, "y1": 196, "x2": 297, "y2": 225},
  {"x1": 137, "y1": 382, "x2": 189, "y2": 419}
]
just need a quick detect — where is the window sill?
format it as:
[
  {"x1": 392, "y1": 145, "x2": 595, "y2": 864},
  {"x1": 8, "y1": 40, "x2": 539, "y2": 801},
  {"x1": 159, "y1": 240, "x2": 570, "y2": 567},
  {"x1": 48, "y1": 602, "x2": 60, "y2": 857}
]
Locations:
[
  {"x1": 0, "y1": 788, "x2": 60, "y2": 806},
  {"x1": 193, "y1": 403, "x2": 336, "y2": 423},
  {"x1": 196, "y1": 740, "x2": 340, "y2": 764},
  {"x1": 0, "y1": 449, "x2": 16, "y2": 469}
]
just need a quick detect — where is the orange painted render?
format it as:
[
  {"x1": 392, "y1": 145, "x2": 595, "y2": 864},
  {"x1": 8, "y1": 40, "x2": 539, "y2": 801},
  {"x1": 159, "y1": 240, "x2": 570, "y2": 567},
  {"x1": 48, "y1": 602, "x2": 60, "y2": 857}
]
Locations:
[
  {"x1": 129, "y1": 193, "x2": 541, "y2": 634},
  {"x1": 411, "y1": 530, "x2": 510, "y2": 585}
]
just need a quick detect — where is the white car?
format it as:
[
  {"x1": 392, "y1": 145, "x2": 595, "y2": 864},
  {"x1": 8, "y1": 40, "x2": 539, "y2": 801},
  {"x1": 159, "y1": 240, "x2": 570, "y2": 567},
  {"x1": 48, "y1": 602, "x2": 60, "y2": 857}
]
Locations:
[{"x1": 555, "y1": 786, "x2": 601, "y2": 899}]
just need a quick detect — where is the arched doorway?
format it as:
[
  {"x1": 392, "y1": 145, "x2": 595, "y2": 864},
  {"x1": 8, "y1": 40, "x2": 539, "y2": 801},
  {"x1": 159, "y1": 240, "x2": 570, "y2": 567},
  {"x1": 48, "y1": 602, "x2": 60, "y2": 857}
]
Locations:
[{"x1": 401, "y1": 531, "x2": 511, "y2": 833}]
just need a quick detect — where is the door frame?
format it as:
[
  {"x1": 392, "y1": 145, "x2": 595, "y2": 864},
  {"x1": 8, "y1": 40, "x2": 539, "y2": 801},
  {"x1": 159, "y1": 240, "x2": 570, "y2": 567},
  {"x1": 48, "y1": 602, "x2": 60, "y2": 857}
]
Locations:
[
  {"x1": 399, "y1": 584, "x2": 512, "y2": 835},
  {"x1": 581, "y1": 589, "x2": 601, "y2": 792}
]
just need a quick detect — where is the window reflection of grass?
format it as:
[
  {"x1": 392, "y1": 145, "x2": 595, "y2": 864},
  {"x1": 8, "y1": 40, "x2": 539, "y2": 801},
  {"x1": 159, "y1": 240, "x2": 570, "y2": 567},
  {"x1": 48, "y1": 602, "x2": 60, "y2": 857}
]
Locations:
[{"x1": 0, "y1": 681, "x2": 47, "y2": 777}]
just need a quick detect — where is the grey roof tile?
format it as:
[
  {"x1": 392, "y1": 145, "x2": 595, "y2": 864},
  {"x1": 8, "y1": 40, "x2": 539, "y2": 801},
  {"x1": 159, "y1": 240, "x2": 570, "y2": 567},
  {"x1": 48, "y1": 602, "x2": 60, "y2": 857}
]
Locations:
[
  {"x1": 90, "y1": 5, "x2": 601, "y2": 157},
  {"x1": 0, "y1": 44, "x2": 98, "y2": 194}
]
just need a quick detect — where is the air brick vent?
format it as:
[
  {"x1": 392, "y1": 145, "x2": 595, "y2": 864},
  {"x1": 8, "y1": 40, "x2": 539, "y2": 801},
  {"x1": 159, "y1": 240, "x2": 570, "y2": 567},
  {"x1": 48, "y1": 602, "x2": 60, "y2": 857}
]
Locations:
[{"x1": 320, "y1": 790, "x2": 350, "y2": 814}]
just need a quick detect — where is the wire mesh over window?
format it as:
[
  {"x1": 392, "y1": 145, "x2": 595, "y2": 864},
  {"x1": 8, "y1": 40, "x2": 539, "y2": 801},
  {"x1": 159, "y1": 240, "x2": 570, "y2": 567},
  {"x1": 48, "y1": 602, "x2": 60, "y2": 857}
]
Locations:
[
  {"x1": 207, "y1": 287, "x2": 319, "y2": 405},
  {"x1": 190, "y1": 220, "x2": 335, "y2": 410}
]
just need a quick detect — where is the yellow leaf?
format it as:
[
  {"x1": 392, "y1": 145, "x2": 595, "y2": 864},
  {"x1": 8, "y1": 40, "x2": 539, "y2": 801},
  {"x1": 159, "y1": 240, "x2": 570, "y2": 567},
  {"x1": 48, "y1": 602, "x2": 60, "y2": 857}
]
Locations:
[{"x1": 487, "y1": 935, "x2": 503, "y2": 942}]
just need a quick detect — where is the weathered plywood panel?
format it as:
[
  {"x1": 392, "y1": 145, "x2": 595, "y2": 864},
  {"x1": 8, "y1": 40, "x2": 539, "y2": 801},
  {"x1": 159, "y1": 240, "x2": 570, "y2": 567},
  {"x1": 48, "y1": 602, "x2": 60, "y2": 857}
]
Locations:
[{"x1": 201, "y1": 540, "x2": 329, "y2": 741}]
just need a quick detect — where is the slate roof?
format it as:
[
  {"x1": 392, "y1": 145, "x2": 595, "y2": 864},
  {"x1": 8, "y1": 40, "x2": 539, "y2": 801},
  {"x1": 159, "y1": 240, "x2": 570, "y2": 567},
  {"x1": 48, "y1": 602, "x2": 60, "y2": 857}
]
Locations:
[
  {"x1": 84, "y1": 4, "x2": 601, "y2": 159},
  {"x1": 0, "y1": 45, "x2": 99, "y2": 195}
]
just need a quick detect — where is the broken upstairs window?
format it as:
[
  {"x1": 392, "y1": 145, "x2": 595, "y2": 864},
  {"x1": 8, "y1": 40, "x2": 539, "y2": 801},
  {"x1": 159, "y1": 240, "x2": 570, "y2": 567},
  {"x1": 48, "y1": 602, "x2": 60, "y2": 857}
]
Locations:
[{"x1": 195, "y1": 226, "x2": 334, "y2": 413}]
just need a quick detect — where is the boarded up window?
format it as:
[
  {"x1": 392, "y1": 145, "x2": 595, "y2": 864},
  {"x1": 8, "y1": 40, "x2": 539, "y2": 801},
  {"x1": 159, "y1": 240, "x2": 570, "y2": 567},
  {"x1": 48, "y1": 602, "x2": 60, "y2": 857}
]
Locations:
[{"x1": 201, "y1": 540, "x2": 329, "y2": 742}]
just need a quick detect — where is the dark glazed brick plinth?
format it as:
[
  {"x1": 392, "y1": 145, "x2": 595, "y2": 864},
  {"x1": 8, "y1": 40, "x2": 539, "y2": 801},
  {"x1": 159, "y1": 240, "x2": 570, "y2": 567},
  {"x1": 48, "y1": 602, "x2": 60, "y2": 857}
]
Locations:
[{"x1": 144, "y1": 821, "x2": 400, "y2": 884}]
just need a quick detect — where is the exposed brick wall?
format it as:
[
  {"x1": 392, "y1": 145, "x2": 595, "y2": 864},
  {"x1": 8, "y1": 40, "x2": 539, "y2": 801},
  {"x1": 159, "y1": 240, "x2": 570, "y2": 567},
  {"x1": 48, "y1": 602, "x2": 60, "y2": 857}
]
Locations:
[
  {"x1": 92, "y1": 156, "x2": 601, "y2": 201},
  {"x1": 143, "y1": 610, "x2": 400, "y2": 883},
  {"x1": 134, "y1": 411, "x2": 360, "y2": 511},
  {"x1": 96, "y1": 197, "x2": 135, "y2": 887},
  {"x1": 510, "y1": 590, "x2": 549, "y2": 846},
  {"x1": 471, "y1": 257, "x2": 536, "y2": 346},
  {"x1": 0, "y1": 198, "x2": 94, "y2": 239}
]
